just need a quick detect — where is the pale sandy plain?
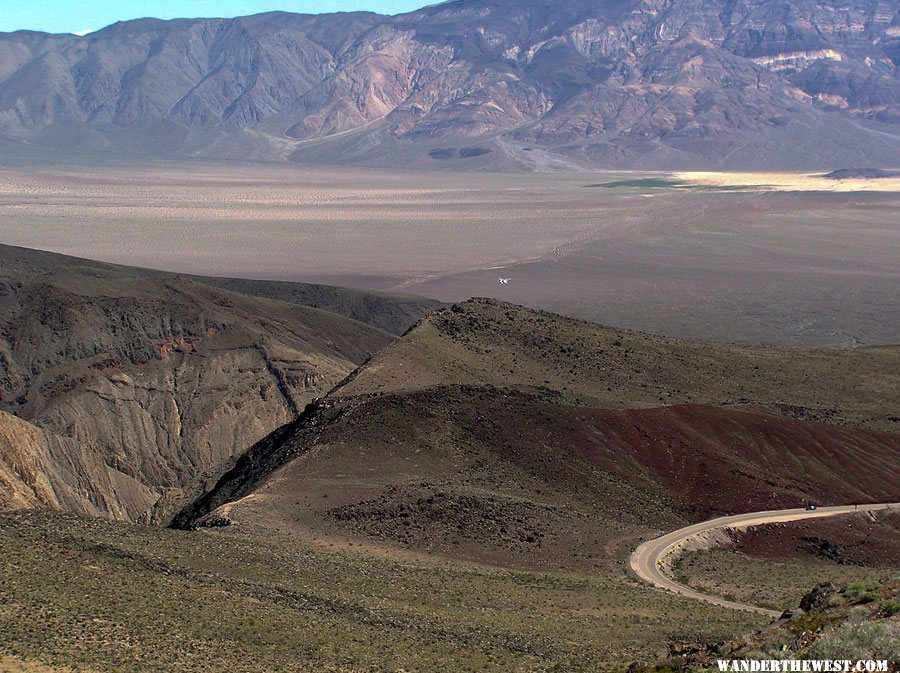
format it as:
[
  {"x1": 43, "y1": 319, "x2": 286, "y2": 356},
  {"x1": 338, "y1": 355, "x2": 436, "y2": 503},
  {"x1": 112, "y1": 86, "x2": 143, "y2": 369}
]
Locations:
[
  {"x1": 0, "y1": 157, "x2": 897, "y2": 346},
  {"x1": 674, "y1": 171, "x2": 900, "y2": 192}
]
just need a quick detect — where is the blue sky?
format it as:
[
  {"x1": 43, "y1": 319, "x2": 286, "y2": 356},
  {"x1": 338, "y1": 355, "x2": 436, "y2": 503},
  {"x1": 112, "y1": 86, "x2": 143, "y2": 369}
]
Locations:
[{"x1": 0, "y1": 1, "x2": 433, "y2": 35}]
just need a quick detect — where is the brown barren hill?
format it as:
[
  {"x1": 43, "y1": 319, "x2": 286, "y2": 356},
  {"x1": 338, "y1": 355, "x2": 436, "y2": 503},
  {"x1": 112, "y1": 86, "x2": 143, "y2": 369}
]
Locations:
[
  {"x1": 176, "y1": 300, "x2": 900, "y2": 568},
  {"x1": 195, "y1": 276, "x2": 443, "y2": 336},
  {"x1": 0, "y1": 245, "x2": 398, "y2": 522},
  {"x1": 342, "y1": 299, "x2": 899, "y2": 430}
]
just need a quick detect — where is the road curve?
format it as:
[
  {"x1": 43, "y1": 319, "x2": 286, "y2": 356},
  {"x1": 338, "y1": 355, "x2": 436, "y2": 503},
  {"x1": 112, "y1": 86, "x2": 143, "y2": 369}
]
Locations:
[{"x1": 629, "y1": 503, "x2": 900, "y2": 618}]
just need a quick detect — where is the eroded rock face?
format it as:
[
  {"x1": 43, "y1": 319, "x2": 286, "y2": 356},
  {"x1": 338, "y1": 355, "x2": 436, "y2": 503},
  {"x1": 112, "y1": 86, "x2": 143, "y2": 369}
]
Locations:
[
  {"x1": 0, "y1": 0, "x2": 896, "y2": 167},
  {"x1": 0, "y1": 246, "x2": 392, "y2": 523}
]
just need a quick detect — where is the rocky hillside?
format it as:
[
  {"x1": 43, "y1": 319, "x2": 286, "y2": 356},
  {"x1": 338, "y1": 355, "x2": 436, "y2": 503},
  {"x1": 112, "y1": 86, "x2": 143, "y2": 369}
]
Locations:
[
  {"x1": 724, "y1": 510, "x2": 900, "y2": 568},
  {"x1": 175, "y1": 300, "x2": 900, "y2": 569},
  {"x1": 633, "y1": 579, "x2": 900, "y2": 671},
  {"x1": 0, "y1": 245, "x2": 398, "y2": 522},
  {"x1": 0, "y1": 0, "x2": 897, "y2": 168}
]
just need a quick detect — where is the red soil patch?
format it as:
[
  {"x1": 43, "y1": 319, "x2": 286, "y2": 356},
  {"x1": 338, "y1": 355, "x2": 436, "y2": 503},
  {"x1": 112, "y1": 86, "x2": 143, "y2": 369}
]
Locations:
[
  {"x1": 727, "y1": 511, "x2": 900, "y2": 568},
  {"x1": 567, "y1": 404, "x2": 900, "y2": 518},
  {"x1": 184, "y1": 389, "x2": 900, "y2": 555}
]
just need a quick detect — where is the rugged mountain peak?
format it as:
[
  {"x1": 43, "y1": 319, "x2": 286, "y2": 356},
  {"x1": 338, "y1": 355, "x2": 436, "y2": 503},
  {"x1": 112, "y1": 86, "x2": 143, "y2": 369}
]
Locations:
[{"x1": 0, "y1": 0, "x2": 897, "y2": 168}]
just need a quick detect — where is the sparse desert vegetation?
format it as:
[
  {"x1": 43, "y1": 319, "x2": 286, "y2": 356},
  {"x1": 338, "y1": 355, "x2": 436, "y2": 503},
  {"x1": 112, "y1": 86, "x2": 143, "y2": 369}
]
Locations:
[
  {"x1": 673, "y1": 511, "x2": 900, "y2": 611},
  {"x1": 0, "y1": 0, "x2": 898, "y2": 670},
  {"x1": 809, "y1": 618, "x2": 900, "y2": 662},
  {"x1": 630, "y1": 578, "x2": 900, "y2": 671},
  {"x1": 1, "y1": 279, "x2": 898, "y2": 672},
  {"x1": 0, "y1": 511, "x2": 764, "y2": 673},
  {"x1": 674, "y1": 548, "x2": 891, "y2": 612}
]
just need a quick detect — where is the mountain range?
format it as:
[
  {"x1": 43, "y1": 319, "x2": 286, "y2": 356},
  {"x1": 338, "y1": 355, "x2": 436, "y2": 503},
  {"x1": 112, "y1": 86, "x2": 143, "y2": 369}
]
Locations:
[{"x1": 1, "y1": 0, "x2": 898, "y2": 168}]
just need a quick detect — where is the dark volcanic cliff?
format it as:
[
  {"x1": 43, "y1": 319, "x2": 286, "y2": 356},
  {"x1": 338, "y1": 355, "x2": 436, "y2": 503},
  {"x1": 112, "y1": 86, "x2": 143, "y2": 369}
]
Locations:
[{"x1": 0, "y1": 0, "x2": 898, "y2": 168}]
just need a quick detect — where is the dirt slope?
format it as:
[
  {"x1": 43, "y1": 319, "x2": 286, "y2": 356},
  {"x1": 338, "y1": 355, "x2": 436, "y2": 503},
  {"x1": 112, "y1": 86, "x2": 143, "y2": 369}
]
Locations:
[
  {"x1": 725, "y1": 510, "x2": 900, "y2": 568},
  {"x1": 177, "y1": 300, "x2": 900, "y2": 568}
]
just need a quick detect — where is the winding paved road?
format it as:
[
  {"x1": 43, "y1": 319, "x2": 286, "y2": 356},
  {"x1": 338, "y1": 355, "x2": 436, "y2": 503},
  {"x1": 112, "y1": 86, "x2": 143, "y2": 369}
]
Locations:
[{"x1": 629, "y1": 503, "x2": 900, "y2": 618}]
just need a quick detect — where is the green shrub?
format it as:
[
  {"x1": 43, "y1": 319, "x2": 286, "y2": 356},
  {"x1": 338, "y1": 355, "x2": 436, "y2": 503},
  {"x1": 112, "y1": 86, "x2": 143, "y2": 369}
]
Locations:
[
  {"x1": 879, "y1": 599, "x2": 900, "y2": 617},
  {"x1": 808, "y1": 619, "x2": 900, "y2": 661},
  {"x1": 846, "y1": 580, "x2": 879, "y2": 597},
  {"x1": 788, "y1": 612, "x2": 830, "y2": 636}
]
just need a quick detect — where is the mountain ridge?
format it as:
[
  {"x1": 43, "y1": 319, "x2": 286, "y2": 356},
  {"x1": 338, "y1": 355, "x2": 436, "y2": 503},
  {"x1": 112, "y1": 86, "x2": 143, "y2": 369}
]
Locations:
[{"x1": 1, "y1": 0, "x2": 898, "y2": 169}]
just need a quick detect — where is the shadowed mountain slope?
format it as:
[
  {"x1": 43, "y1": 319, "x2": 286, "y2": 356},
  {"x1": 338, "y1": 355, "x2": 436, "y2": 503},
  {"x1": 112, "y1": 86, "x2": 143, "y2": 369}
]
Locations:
[
  {"x1": 176, "y1": 300, "x2": 900, "y2": 569},
  {"x1": 0, "y1": 245, "x2": 400, "y2": 521},
  {"x1": 196, "y1": 276, "x2": 443, "y2": 336},
  {"x1": 0, "y1": 0, "x2": 898, "y2": 168}
]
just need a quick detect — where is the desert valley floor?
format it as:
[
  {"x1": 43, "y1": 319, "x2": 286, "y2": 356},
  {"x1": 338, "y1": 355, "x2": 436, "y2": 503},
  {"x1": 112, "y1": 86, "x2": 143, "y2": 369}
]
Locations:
[{"x1": 1, "y1": 157, "x2": 898, "y2": 346}]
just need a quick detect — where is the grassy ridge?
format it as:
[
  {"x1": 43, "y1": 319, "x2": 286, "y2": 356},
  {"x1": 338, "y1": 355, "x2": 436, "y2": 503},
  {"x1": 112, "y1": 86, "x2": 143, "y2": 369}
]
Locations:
[{"x1": 343, "y1": 299, "x2": 900, "y2": 431}]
